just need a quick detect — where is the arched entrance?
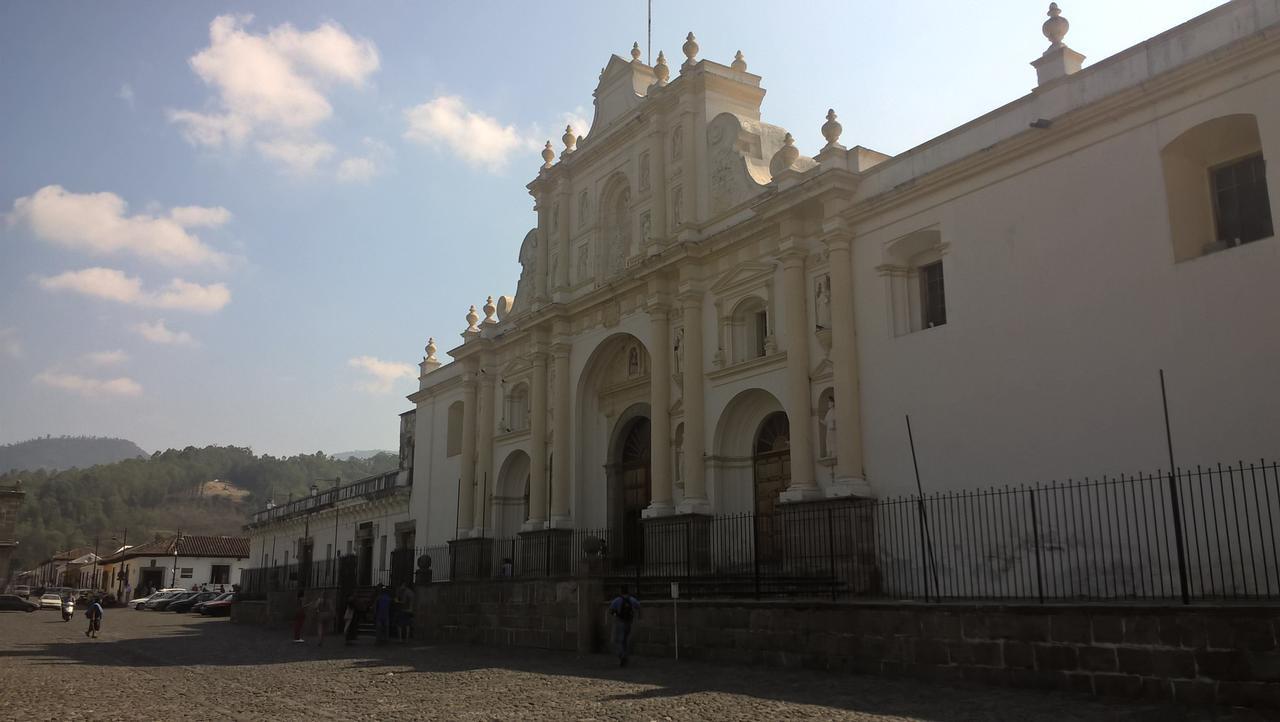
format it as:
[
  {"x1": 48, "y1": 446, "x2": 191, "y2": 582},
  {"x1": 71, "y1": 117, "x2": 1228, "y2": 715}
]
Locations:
[
  {"x1": 754, "y1": 411, "x2": 791, "y2": 559},
  {"x1": 495, "y1": 450, "x2": 531, "y2": 538},
  {"x1": 614, "y1": 415, "x2": 651, "y2": 566}
]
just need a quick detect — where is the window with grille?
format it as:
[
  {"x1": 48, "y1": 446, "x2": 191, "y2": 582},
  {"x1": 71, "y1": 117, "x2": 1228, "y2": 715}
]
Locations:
[
  {"x1": 919, "y1": 261, "x2": 947, "y2": 329},
  {"x1": 180, "y1": 568, "x2": 193, "y2": 579},
  {"x1": 1212, "y1": 153, "x2": 1273, "y2": 247}
]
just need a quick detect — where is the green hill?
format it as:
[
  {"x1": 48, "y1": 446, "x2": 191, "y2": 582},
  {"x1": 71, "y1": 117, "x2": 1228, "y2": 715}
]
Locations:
[
  {"x1": 0, "y1": 435, "x2": 147, "y2": 474},
  {"x1": 5, "y1": 445, "x2": 399, "y2": 569}
]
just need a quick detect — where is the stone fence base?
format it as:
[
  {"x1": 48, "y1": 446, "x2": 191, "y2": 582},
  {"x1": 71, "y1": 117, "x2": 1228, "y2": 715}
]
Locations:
[{"x1": 414, "y1": 578, "x2": 602, "y2": 653}]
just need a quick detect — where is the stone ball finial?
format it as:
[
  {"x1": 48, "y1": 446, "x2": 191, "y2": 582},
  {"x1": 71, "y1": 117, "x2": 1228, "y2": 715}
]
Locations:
[
  {"x1": 770, "y1": 132, "x2": 800, "y2": 176},
  {"x1": 541, "y1": 141, "x2": 554, "y2": 168},
  {"x1": 483, "y1": 295, "x2": 497, "y2": 324},
  {"x1": 425, "y1": 337, "x2": 438, "y2": 362},
  {"x1": 465, "y1": 305, "x2": 480, "y2": 333},
  {"x1": 654, "y1": 51, "x2": 670, "y2": 84},
  {"x1": 821, "y1": 109, "x2": 843, "y2": 147},
  {"x1": 682, "y1": 32, "x2": 699, "y2": 67},
  {"x1": 731, "y1": 50, "x2": 747, "y2": 72},
  {"x1": 562, "y1": 125, "x2": 576, "y2": 153},
  {"x1": 1043, "y1": 2, "x2": 1069, "y2": 48},
  {"x1": 631, "y1": 42, "x2": 642, "y2": 62}
]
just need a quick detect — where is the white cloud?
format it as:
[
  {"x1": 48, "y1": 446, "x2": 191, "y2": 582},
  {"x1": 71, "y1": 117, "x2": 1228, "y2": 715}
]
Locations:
[
  {"x1": 348, "y1": 355, "x2": 415, "y2": 393},
  {"x1": 0, "y1": 327, "x2": 22, "y2": 360},
  {"x1": 118, "y1": 83, "x2": 135, "y2": 109},
  {"x1": 170, "y1": 14, "x2": 378, "y2": 174},
  {"x1": 336, "y1": 138, "x2": 391, "y2": 183},
  {"x1": 38, "y1": 268, "x2": 231, "y2": 313},
  {"x1": 35, "y1": 370, "x2": 142, "y2": 398},
  {"x1": 404, "y1": 96, "x2": 535, "y2": 172},
  {"x1": 85, "y1": 350, "x2": 129, "y2": 366},
  {"x1": 7, "y1": 185, "x2": 229, "y2": 267},
  {"x1": 133, "y1": 320, "x2": 197, "y2": 347}
]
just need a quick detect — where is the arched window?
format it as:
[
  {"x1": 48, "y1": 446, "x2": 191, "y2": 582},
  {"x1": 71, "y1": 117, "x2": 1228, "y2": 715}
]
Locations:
[
  {"x1": 730, "y1": 296, "x2": 769, "y2": 363},
  {"x1": 505, "y1": 383, "x2": 530, "y2": 432},
  {"x1": 445, "y1": 401, "x2": 464, "y2": 457},
  {"x1": 1162, "y1": 114, "x2": 1274, "y2": 261}
]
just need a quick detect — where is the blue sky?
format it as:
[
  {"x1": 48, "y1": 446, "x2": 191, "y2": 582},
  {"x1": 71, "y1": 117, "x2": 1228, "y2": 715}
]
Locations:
[{"x1": 0, "y1": 0, "x2": 1224, "y2": 456}]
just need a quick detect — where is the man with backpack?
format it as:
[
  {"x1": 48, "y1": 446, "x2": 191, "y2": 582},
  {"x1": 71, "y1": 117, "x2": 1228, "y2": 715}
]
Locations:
[
  {"x1": 84, "y1": 597, "x2": 104, "y2": 639},
  {"x1": 607, "y1": 585, "x2": 640, "y2": 667}
]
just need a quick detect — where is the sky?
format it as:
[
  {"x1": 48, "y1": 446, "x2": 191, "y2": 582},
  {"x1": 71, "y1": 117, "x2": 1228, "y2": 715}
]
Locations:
[{"x1": 0, "y1": 0, "x2": 1225, "y2": 456}]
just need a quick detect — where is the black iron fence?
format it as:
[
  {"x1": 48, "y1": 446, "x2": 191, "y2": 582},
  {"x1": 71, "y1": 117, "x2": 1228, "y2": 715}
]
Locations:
[{"x1": 242, "y1": 460, "x2": 1279, "y2": 603}]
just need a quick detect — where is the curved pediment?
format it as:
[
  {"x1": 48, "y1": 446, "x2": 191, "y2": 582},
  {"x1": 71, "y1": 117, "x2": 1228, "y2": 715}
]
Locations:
[
  {"x1": 587, "y1": 55, "x2": 658, "y2": 140},
  {"x1": 706, "y1": 112, "x2": 786, "y2": 215}
]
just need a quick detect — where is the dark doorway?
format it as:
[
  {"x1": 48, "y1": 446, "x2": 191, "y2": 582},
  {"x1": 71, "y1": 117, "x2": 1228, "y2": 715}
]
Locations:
[
  {"x1": 753, "y1": 411, "x2": 791, "y2": 559},
  {"x1": 616, "y1": 416, "x2": 651, "y2": 566},
  {"x1": 138, "y1": 568, "x2": 165, "y2": 595}
]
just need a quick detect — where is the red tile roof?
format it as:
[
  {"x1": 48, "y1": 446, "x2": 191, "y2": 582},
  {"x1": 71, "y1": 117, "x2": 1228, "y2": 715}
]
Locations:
[{"x1": 100, "y1": 535, "x2": 248, "y2": 562}]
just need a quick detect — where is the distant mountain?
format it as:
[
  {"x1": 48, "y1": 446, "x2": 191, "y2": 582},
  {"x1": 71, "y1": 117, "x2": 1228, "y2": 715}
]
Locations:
[
  {"x1": 331, "y1": 449, "x2": 394, "y2": 461},
  {"x1": 0, "y1": 435, "x2": 147, "y2": 474}
]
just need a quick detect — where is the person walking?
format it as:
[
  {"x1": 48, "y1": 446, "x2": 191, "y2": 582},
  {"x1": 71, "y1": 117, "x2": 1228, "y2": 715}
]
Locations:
[
  {"x1": 291, "y1": 590, "x2": 307, "y2": 643},
  {"x1": 373, "y1": 586, "x2": 392, "y2": 645},
  {"x1": 343, "y1": 594, "x2": 362, "y2": 645},
  {"x1": 84, "y1": 597, "x2": 104, "y2": 639},
  {"x1": 395, "y1": 582, "x2": 415, "y2": 643},
  {"x1": 608, "y1": 585, "x2": 640, "y2": 667},
  {"x1": 313, "y1": 595, "x2": 332, "y2": 647}
]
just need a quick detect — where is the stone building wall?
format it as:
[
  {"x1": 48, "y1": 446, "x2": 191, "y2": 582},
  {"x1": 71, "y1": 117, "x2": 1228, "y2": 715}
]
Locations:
[{"x1": 414, "y1": 578, "x2": 603, "y2": 653}]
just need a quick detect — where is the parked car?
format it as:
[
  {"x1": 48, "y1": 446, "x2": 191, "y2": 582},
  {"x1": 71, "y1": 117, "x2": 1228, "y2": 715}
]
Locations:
[
  {"x1": 13, "y1": 585, "x2": 31, "y2": 598},
  {"x1": 192, "y1": 592, "x2": 233, "y2": 614},
  {"x1": 0, "y1": 594, "x2": 39, "y2": 612},
  {"x1": 148, "y1": 591, "x2": 197, "y2": 611},
  {"x1": 38, "y1": 593, "x2": 63, "y2": 610},
  {"x1": 132, "y1": 588, "x2": 185, "y2": 610},
  {"x1": 169, "y1": 591, "x2": 218, "y2": 613},
  {"x1": 200, "y1": 593, "x2": 237, "y2": 616}
]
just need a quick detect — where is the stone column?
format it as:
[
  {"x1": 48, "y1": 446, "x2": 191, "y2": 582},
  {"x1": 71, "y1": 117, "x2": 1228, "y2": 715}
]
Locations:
[
  {"x1": 457, "y1": 372, "x2": 478, "y2": 537},
  {"x1": 647, "y1": 118, "x2": 667, "y2": 250},
  {"x1": 550, "y1": 343, "x2": 572, "y2": 526},
  {"x1": 555, "y1": 188, "x2": 571, "y2": 290},
  {"x1": 778, "y1": 244, "x2": 819, "y2": 502},
  {"x1": 825, "y1": 233, "x2": 873, "y2": 498},
  {"x1": 473, "y1": 369, "x2": 496, "y2": 533},
  {"x1": 524, "y1": 349, "x2": 549, "y2": 529},
  {"x1": 643, "y1": 300, "x2": 674, "y2": 517},
  {"x1": 535, "y1": 203, "x2": 550, "y2": 302},
  {"x1": 676, "y1": 290, "x2": 709, "y2": 514}
]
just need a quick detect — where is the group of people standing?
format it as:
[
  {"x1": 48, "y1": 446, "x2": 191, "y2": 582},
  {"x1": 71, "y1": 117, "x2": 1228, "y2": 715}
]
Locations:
[{"x1": 291, "y1": 582, "x2": 415, "y2": 646}]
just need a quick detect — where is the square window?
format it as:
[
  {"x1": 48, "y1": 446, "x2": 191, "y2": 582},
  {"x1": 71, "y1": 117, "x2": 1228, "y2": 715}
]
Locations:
[
  {"x1": 180, "y1": 568, "x2": 193, "y2": 579},
  {"x1": 919, "y1": 261, "x2": 947, "y2": 329},
  {"x1": 1212, "y1": 153, "x2": 1273, "y2": 246}
]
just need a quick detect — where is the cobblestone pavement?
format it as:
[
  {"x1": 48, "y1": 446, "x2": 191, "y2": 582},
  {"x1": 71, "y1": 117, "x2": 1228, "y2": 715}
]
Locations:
[{"x1": 0, "y1": 609, "x2": 1270, "y2": 721}]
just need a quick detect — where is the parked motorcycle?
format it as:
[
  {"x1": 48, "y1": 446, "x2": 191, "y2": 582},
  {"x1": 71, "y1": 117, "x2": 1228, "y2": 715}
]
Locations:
[{"x1": 61, "y1": 599, "x2": 74, "y2": 622}]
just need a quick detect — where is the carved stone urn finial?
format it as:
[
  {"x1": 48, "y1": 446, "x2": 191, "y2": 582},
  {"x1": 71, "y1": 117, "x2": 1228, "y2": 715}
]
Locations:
[
  {"x1": 631, "y1": 42, "x2": 642, "y2": 62},
  {"x1": 770, "y1": 132, "x2": 800, "y2": 176},
  {"x1": 1043, "y1": 3, "x2": 1069, "y2": 49},
  {"x1": 541, "y1": 141, "x2": 554, "y2": 168},
  {"x1": 654, "y1": 51, "x2": 670, "y2": 84},
  {"x1": 425, "y1": 337, "x2": 438, "y2": 363},
  {"x1": 562, "y1": 125, "x2": 576, "y2": 153},
  {"x1": 482, "y1": 295, "x2": 497, "y2": 324},
  {"x1": 465, "y1": 305, "x2": 480, "y2": 333},
  {"x1": 682, "y1": 32, "x2": 699, "y2": 69},
  {"x1": 821, "y1": 109, "x2": 843, "y2": 148},
  {"x1": 731, "y1": 50, "x2": 747, "y2": 72}
]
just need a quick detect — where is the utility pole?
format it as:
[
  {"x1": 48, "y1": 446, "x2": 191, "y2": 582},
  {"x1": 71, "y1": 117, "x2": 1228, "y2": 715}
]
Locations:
[{"x1": 171, "y1": 531, "x2": 182, "y2": 588}]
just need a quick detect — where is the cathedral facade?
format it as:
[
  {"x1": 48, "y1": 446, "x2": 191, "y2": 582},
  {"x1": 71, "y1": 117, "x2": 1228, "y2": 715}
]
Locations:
[{"x1": 408, "y1": 1, "x2": 1280, "y2": 558}]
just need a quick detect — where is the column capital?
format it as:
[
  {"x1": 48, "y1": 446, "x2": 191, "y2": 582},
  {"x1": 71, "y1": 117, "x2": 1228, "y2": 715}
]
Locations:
[
  {"x1": 776, "y1": 238, "x2": 810, "y2": 268},
  {"x1": 549, "y1": 341, "x2": 571, "y2": 358},
  {"x1": 645, "y1": 295, "x2": 672, "y2": 316},
  {"x1": 676, "y1": 287, "x2": 703, "y2": 308}
]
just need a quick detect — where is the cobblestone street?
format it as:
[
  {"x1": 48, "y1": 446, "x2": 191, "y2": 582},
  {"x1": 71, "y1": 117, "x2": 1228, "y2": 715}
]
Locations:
[{"x1": 0, "y1": 609, "x2": 1268, "y2": 721}]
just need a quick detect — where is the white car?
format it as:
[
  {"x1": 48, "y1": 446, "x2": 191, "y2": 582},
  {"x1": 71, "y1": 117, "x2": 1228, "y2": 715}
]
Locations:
[
  {"x1": 38, "y1": 593, "x2": 63, "y2": 610},
  {"x1": 132, "y1": 588, "x2": 186, "y2": 610}
]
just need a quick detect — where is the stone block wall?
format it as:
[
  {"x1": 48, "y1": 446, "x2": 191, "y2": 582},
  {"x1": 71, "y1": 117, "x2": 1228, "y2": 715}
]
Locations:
[
  {"x1": 601, "y1": 601, "x2": 1278, "y2": 709},
  {"x1": 415, "y1": 578, "x2": 601, "y2": 653}
]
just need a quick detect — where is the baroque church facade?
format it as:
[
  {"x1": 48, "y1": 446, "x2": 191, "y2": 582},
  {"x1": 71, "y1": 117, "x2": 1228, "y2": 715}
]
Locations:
[{"x1": 407, "y1": 1, "x2": 1280, "y2": 557}]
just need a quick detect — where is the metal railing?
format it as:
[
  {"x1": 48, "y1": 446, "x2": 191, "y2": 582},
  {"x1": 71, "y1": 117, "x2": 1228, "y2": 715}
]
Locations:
[
  {"x1": 249, "y1": 471, "x2": 401, "y2": 525},
  {"x1": 242, "y1": 460, "x2": 1279, "y2": 603}
]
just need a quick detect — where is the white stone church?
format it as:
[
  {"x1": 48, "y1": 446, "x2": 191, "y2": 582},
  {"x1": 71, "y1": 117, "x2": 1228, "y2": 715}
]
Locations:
[{"x1": 405, "y1": 1, "x2": 1280, "y2": 556}]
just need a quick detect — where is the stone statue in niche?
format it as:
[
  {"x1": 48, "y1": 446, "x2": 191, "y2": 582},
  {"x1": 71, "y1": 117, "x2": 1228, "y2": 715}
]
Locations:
[
  {"x1": 815, "y1": 275, "x2": 832, "y2": 329},
  {"x1": 673, "y1": 327, "x2": 684, "y2": 376},
  {"x1": 671, "y1": 187, "x2": 683, "y2": 229},
  {"x1": 639, "y1": 152, "x2": 650, "y2": 192},
  {"x1": 551, "y1": 201, "x2": 559, "y2": 234},
  {"x1": 627, "y1": 346, "x2": 640, "y2": 377},
  {"x1": 672, "y1": 126, "x2": 683, "y2": 160},
  {"x1": 608, "y1": 187, "x2": 631, "y2": 276},
  {"x1": 640, "y1": 211, "x2": 652, "y2": 247},
  {"x1": 821, "y1": 396, "x2": 837, "y2": 459},
  {"x1": 577, "y1": 244, "x2": 590, "y2": 283},
  {"x1": 578, "y1": 189, "x2": 589, "y2": 229}
]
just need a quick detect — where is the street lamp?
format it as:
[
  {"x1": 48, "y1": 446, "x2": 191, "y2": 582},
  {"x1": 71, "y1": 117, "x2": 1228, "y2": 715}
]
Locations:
[{"x1": 110, "y1": 529, "x2": 128, "y2": 598}]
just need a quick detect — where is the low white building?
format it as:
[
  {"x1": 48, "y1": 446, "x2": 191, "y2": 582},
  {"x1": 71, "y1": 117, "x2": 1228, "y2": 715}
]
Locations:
[{"x1": 99, "y1": 535, "x2": 249, "y2": 598}]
